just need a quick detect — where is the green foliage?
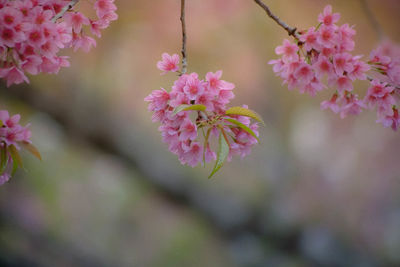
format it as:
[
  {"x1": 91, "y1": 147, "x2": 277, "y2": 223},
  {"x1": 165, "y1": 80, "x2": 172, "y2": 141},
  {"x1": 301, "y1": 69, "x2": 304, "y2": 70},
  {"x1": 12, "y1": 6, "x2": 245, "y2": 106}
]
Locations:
[
  {"x1": 224, "y1": 118, "x2": 259, "y2": 142},
  {"x1": 225, "y1": 106, "x2": 265, "y2": 125},
  {"x1": 0, "y1": 145, "x2": 8, "y2": 175},
  {"x1": 208, "y1": 130, "x2": 229, "y2": 178},
  {"x1": 172, "y1": 104, "x2": 207, "y2": 116}
]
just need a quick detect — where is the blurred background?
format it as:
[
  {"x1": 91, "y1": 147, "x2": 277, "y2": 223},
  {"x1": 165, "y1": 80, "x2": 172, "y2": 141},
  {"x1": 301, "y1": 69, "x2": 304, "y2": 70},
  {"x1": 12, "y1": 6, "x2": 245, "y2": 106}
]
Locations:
[{"x1": 1, "y1": 0, "x2": 400, "y2": 266}]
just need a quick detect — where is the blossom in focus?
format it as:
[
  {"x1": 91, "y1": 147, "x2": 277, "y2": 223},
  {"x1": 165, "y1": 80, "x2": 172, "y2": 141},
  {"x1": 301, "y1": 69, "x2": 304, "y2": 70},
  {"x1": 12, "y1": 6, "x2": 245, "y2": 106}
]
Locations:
[
  {"x1": 146, "y1": 54, "x2": 263, "y2": 176},
  {"x1": 157, "y1": 53, "x2": 180, "y2": 75}
]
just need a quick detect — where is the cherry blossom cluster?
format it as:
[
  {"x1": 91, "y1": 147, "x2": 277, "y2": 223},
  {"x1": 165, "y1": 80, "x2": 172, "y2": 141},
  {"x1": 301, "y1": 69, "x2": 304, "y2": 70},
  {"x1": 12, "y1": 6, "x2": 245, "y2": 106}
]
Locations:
[
  {"x1": 0, "y1": 0, "x2": 117, "y2": 87},
  {"x1": 367, "y1": 40, "x2": 400, "y2": 130},
  {"x1": 145, "y1": 53, "x2": 260, "y2": 175},
  {"x1": 269, "y1": 5, "x2": 400, "y2": 130},
  {"x1": 0, "y1": 110, "x2": 40, "y2": 186}
]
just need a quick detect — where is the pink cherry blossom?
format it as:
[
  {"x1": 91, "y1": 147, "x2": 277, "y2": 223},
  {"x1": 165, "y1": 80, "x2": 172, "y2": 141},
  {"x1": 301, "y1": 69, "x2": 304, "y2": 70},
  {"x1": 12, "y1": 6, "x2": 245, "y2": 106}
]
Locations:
[
  {"x1": 183, "y1": 75, "x2": 205, "y2": 100},
  {"x1": 333, "y1": 52, "x2": 353, "y2": 75},
  {"x1": 0, "y1": 0, "x2": 118, "y2": 87},
  {"x1": 157, "y1": 53, "x2": 180, "y2": 75},
  {"x1": 377, "y1": 107, "x2": 400, "y2": 130},
  {"x1": 0, "y1": 110, "x2": 35, "y2": 186},
  {"x1": 0, "y1": 66, "x2": 29, "y2": 86},
  {"x1": 294, "y1": 63, "x2": 314, "y2": 84},
  {"x1": 300, "y1": 27, "x2": 319, "y2": 51},
  {"x1": 179, "y1": 119, "x2": 197, "y2": 141},
  {"x1": 270, "y1": 5, "x2": 399, "y2": 130},
  {"x1": 63, "y1": 12, "x2": 90, "y2": 33},
  {"x1": 317, "y1": 26, "x2": 336, "y2": 48},
  {"x1": 339, "y1": 94, "x2": 364, "y2": 118},
  {"x1": 275, "y1": 39, "x2": 299, "y2": 62},
  {"x1": 321, "y1": 93, "x2": 341, "y2": 113},
  {"x1": 313, "y1": 55, "x2": 334, "y2": 78},
  {"x1": 318, "y1": 5, "x2": 340, "y2": 26},
  {"x1": 333, "y1": 75, "x2": 353, "y2": 95},
  {"x1": 146, "y1": 55, "x2": 261, "y2": 170}
]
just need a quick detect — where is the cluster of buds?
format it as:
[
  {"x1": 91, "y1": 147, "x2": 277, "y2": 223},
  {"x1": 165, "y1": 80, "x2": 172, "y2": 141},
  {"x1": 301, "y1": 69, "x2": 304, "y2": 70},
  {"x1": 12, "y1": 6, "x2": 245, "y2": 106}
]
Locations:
[
  {"x1": 0, "y1": 0, "x2": 117, "y2": 87},
  {"x1": 0, "y1": 110, "x2": 41, "y2": 186},
  {"x1": 145, "y1": 53, "x2": 263, "y2": 177},
  {"x1": 269, "y1": 5, "x2": 400, "y2": 130}
]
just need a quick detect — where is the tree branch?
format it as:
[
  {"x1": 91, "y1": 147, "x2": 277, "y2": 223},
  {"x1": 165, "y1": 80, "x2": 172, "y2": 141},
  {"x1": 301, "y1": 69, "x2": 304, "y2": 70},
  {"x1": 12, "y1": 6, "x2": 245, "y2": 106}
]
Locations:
[
  {"x1": 253, "y1": 0, "x2": 299, "y2": 39},
  {"x1": 51, "y1": 0, "x2": 79, "y2": 23},
  {"x1": 360, "y1": 0, "x2": 384, "y2": 40},
  {"x1": 180, "y1": 0, "x2": 188, "y2": 74}
]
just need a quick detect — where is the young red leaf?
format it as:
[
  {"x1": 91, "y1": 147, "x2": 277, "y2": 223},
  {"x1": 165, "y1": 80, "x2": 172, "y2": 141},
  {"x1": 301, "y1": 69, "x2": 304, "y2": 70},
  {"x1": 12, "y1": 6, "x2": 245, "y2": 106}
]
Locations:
[{"x1": 22, "y1": 143, "x2": 42, "y2": 161}]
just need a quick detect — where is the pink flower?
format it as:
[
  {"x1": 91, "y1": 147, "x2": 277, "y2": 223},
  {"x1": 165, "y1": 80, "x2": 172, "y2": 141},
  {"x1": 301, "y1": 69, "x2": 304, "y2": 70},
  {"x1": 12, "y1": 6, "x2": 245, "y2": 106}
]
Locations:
[
  {"x1": 313, "y1": 55, "x2": 334, "y2": 78},
  {"x1": 27, "y1": 28, "x2": 45, "y2": 48},
  {"x1": 339, "y1": 94, "x2": 365, "y2": 118},
  {"x1": 317, "y1": 26, "x2": 337, "y2": 48},
  {"x1": 196, "y1": 92, "x2": 214, "y2": 111},
  {"x1": 94, "y1": 0, "x2": 117, "y2": 19},
  {"x1": 377, "y1": 107, "x2": 400, "y2": 130},
  {"x1": 294, "y1": 63, "x2": 314, "y2": 84},
  {"x1": 180, "y1": 142, "x2": 203, "y2": 167},
  {"x1": 157, "y1": 53, "x2": 180, "y2": 75},
  {"x1": 337, "y1": 24, "x2": 355, "y2": 52},
  {"x1": 275, "y1": 39, "x2": 298, "y2": 62},
  {"x1": 63, "y1": 12, "x2": 90, "y2": 33},
  {"x1": 0, "y1": 6, "x2": 22, "y2": 27},
  {"x1": 183, "y1": 75, "x2": 205, "y2": 100},
  {"x1": 347, "y1": 56, "x2": 370, "y2": 81},
  {"x1": 268, "y1": 59, "x2": 285, "y2": 74},
  {"x1": 321, "y1": 93, "x2": 341, "y2": 113},
  {"x1": 146, "y1": 57, "x2": 261, "y2": 170},
  {"x1": 0, "y1": 109, "x2": 35, "y2": 185},
  {"x1": 0, "y1": 27, "x2": 23, "y2": 47},
  {"x1": 0, "y1": 171, "x2": 11, "y2": 186},
  {"x1": 204, "y1": 145, "x2": 216, "y2": 163},
  {"x1": 333, "y1": 52, "x2": 353, "y2": 75},
  {"x1": 72, "y1": 35, "x2": 97, "y2": 52},
  {"x1": 300, "y1": 27, "x2": 320, "y2": 51},
  {"x1": 318, "y1": 5, "x2": 340, "y2": 26},
  {"x1": 144, "y1": 88, "x2": 170, "y2": 111},
  {"x1": 364, "y1": 80, "x2": 395, "y2": 112},
  {"x1": 0, "y1": 65, "x2": 29, "y2": 87},
  {"x1": 179, "y1": 119, "x2": 197, "y2": 141},
  {"x1": 330, "y1": 75, "x2": 353, "y2": 95},
  {"x1": 205, "y1": 70, "x2": 234, "y2": 94},
  {"x1": 300, "y1": 77, "x2": 325, "y2": 96}
]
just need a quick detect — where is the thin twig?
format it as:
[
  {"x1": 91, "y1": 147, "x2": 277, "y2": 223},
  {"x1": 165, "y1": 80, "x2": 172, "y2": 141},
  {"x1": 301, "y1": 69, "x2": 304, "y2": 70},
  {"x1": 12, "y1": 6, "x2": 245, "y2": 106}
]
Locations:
[
  {"x1": 360, "y1": 0, "x2": 384, "y2": 40},
  {"x1": 51, "y1": 0, "x2": 79, "y2": 23},
  {"x1": 253, "y1": 0, "x2": 299, "y2": 39},
  {"x1": 180, "y1": 0, "x2": 188, "y2": 74}
]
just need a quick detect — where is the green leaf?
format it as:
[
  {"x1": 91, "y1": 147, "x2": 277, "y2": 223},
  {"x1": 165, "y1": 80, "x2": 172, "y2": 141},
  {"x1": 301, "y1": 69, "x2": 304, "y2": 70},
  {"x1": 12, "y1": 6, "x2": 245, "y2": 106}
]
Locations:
[
  {"x1": 225, "y1": 106, "x2": 265, "y2": 125},
  {"x1": 208, "y1": 130, "x2": 229, "y2": 179},
  {"x1": 11, "y1": 156, "x2": 18, "y2": 176},
  {"x1": 9, "y1": 145, "x2": 23, "y2": 169},
  {"x1": 21, "y1": 142, "x2": 42, "y2": 161},
  {"x1": 0, "y1": 120, "x2": 3, "y2": 127},
  {"x1": 0, "y1": 145, "x2": 8, "y2": 175},
  {"x1": 9, "y1": 145, "x2": 24, "y2": 175},
  {"x1": 225, "y1": 118, "x2": 259, "y2": 142},
  {"x1": 173, "y1": 104, "x2": 207, "y2": 116}
]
